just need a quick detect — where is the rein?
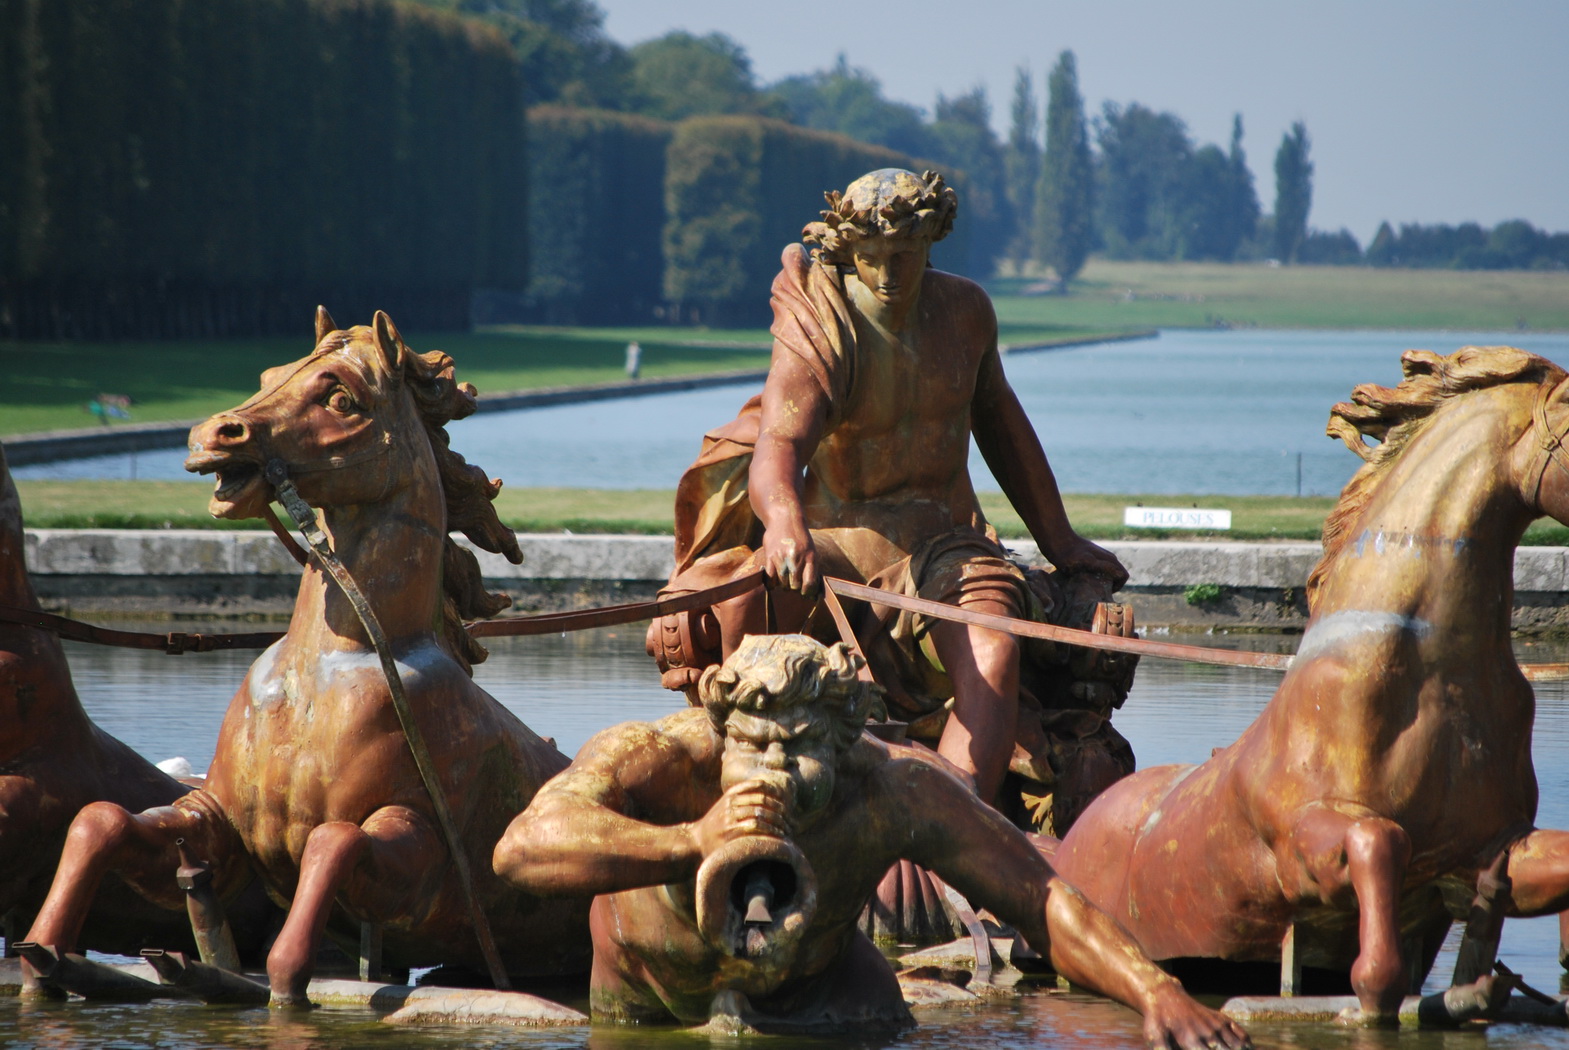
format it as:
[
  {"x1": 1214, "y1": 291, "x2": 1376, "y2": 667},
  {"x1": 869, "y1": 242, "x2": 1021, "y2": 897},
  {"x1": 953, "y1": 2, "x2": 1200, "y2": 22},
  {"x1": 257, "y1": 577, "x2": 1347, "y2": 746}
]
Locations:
[
  {"x1": 11, "y1": 572, "x2": 1569, "y2": 680},
  {"x1": 264, "y1": 460, "x2": 512, "y2": 993},
  {"x1": 1525, "y1": 371, "x2": 1569, "y2": 514}
]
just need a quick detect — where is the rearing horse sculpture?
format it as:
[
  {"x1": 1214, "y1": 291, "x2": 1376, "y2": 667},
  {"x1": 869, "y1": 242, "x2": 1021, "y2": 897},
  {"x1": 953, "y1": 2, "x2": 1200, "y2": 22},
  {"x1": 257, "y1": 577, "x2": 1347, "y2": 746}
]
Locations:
[
  {"x1": 0, "y1": 443, "x2": 236, "y2": 956},
  {"x1": 23, "y1": 310, "x2": 590, "y2": 1003},
  {"x1": 1056, "y1": 346, "x2": 1569, "y2": 1023}
]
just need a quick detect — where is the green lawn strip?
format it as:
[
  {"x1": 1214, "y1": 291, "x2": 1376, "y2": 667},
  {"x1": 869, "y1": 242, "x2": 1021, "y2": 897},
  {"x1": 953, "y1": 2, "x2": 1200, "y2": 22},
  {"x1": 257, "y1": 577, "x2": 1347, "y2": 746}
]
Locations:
[
  {"x1": 18, "y1": 480, "x2": 1568, "y2": 546},
  {"x1": 0, "y1": 330, "x2": 774, "y2": 438},
  {"x1": 990, "y1": 260, "x2": 1569, "y2": 332}
]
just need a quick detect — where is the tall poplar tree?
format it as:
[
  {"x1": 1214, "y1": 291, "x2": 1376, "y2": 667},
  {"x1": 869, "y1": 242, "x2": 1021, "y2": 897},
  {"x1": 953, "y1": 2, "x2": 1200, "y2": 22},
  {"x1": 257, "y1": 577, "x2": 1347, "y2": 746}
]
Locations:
[
  {"x1": 1035, "y1": 50, "x2": 1093, "y2": 286},
  {"x1": 1272, "y1": 120, "x2": 1313, "y2": 263},
  {"x1": 1003, "y1": 67, "x2": 1041, "y2": 265},
  {"x1": 1225, "y1": 114, "x2": 1260, "y2": 257}
]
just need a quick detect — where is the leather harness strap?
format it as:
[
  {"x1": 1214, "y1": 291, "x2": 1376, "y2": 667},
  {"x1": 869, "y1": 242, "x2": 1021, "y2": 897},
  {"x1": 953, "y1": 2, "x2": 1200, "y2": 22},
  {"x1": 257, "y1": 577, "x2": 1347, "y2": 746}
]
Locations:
[
  {"x1": 267, "y1": 461, "x2": 513, "y2": 993},
  {"x1": 1525, "y1": 371, "x2": 1569, "y2": 514}
]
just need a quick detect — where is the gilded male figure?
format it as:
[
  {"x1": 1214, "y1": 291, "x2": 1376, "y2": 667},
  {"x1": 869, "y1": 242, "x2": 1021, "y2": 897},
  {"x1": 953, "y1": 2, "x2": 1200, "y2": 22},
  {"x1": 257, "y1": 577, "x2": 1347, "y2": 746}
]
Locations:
[{"x1": 650, "y1": 169, "x2": 1127, "y2": 813}]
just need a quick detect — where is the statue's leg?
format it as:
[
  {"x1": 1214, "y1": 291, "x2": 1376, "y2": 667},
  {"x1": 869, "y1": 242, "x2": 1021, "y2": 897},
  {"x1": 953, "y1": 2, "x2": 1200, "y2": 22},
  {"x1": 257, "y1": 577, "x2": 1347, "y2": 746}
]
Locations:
[
  {"x1": 929, "y1": 599, "x2": 1019, "y2": 803},
  {"x1": 266, "y1": 805, "x2": 441, "y2": 1006},
  {"x1": 1502, "y1": 829, "x2": 1569, "y2": 917},
  {"x1": 22, "y1": 795, "x2": 232, "y2": 995},
  {"x1": 1287, "y1": 806, "x2": 1411, "y2": 1024}
]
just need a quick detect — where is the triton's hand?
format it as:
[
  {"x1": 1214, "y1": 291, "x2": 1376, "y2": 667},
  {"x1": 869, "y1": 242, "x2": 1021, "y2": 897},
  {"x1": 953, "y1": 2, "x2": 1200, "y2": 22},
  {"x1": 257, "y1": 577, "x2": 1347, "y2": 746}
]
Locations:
[
  {"x1": 762, "y1": 525, "x2": 819, "y2": 596},
  {"x1": 691, "y1": 778, "x2": 793, "y2": 857},
  {"x1": 1143, "y1": 983, "x2": 1252, "y2": 1050},
  {"x1": 1050, "y1": 533, "x2": 1129, "y2": 589}
]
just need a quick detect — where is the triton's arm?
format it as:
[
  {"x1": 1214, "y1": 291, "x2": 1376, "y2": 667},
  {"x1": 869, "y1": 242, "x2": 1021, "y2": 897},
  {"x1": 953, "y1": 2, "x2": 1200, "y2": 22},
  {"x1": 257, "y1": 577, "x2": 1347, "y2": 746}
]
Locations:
[
  {"x1": 493, "y1": 717, "x2": 790, "y2": 897},
  {"x1": 900, "y1": 760, "x2": 1248, "y2": 1049}
]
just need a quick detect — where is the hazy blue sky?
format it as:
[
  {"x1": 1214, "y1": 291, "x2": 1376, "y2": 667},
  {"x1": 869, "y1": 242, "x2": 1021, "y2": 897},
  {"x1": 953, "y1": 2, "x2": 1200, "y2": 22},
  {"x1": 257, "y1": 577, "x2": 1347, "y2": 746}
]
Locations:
[{"x1": 598, "y1": 0, "x2": 1569, "y2": 242}]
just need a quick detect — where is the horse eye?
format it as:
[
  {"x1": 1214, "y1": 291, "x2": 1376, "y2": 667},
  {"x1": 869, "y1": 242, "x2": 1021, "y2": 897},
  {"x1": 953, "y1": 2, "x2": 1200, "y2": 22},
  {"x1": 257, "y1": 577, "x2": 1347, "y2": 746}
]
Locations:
[{"x1": 327, "y1": 390, "x2": 358, "y2": 414}]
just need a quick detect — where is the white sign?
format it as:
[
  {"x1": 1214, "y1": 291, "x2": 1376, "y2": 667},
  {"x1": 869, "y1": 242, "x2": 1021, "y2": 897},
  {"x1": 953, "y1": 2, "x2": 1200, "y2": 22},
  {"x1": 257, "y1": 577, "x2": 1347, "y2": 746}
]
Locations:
[{"x1": 1123, "y1": 506, "x2": 1233, "y2": 530}]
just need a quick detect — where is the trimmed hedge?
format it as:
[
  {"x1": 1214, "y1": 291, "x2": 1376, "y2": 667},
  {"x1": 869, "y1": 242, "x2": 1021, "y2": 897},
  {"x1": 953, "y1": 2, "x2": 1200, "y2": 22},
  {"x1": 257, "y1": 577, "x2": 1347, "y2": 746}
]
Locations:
[
  {"x1": 664, "y1": 116, "x2": 925, "y2": 325},
  {"x1": 0, "y1": 0, "x2": 526, "y2": 339},
  {"x1": 524, "y1": 105, "x2": 670, "y2": 324}
]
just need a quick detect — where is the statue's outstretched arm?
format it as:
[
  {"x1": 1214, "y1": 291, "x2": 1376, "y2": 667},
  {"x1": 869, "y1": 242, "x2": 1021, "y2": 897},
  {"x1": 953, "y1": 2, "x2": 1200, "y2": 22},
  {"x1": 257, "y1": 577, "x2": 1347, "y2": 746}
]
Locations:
[
  {"x1": 903, "y1": 760, "x2": 1248, "y2": 1049},
  {"x1": 972, "y1": 348, "x2": 1127, "y2": 586}
]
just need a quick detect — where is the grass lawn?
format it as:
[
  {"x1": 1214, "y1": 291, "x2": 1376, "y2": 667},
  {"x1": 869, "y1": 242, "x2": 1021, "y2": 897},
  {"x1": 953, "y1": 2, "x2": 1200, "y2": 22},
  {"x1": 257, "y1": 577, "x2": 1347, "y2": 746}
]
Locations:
[
  {"x1": 990, "y1": 260, "x2": 1569, "y2": 332},
  {"x1": 0, "y1": 324, "x2": 1122, "y2": 438},
  {"x1": 0, "y1": 329, "x2": 773, "y2": 438},
  {"x1": 19, "y1": 480, "x2": 1569, "y2": 546}
]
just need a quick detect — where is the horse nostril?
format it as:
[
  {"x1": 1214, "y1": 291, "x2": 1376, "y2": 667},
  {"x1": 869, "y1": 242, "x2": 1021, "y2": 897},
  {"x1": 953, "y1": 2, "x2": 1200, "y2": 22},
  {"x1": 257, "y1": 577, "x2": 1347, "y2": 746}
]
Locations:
[{"x1": 216, "y1": 419, "x2": 248, "y2": 443}]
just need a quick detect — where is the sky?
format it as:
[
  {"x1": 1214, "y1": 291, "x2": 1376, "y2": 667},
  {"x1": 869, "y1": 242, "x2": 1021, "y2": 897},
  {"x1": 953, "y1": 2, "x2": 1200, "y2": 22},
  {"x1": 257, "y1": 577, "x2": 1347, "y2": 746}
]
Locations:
[{"x1": 597, "y1": 0, "x2": 1569, "y2": 243}]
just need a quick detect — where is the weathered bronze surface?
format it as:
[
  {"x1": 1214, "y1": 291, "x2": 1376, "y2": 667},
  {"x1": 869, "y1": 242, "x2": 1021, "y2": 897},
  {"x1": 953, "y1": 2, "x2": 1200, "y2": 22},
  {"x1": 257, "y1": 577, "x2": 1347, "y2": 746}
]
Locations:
[
  {"x1": 21, "y1": 310, "x2": 590, "y2": 1003},
  {"x1": 1056, "y1": 347, "x2": 1569, "y2": 1024},
  {"x1": 496, "y1": 633, "x2": 1247, "y2": 1046},
  {"x1": 0, "y1": 441, "x2": 238, "y2": 958},
  {"x1": 647, "y1": 169, "x2": 1133, "y2": 835}
]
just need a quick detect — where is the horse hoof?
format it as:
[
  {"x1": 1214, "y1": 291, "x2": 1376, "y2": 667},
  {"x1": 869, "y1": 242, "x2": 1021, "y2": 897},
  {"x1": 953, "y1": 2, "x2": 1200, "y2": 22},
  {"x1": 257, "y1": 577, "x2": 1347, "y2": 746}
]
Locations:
[{"x1": 268, "y1": 991, "x2": 316, "y2": 1010}]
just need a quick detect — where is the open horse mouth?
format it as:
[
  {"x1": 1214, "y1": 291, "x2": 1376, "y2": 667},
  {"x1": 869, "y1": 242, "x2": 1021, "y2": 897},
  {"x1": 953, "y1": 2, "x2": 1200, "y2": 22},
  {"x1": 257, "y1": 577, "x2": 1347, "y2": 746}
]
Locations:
[{"x1": 185, "y1": 452, "x2": 267, "y2": 517}]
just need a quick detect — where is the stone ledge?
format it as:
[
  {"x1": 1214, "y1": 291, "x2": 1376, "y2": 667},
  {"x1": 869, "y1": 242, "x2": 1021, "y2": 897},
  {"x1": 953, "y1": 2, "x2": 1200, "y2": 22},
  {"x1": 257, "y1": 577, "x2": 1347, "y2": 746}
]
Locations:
[{"x1": 21, "y1": 530, "x2": 1568, "y2": 593}]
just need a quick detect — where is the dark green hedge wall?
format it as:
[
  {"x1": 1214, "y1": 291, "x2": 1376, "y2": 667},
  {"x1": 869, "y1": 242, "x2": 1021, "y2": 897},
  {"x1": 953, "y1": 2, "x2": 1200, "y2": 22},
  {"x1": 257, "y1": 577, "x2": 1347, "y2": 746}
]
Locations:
[
  {"x1": 663, "y1": 116, "x2": 925, "y2": 325},
  {"x1": 524, "y1": 105, "x2": 670, "y2": 324},
  {"x1": 0, "y1": 0, "x2": 526, "y2": 339}
]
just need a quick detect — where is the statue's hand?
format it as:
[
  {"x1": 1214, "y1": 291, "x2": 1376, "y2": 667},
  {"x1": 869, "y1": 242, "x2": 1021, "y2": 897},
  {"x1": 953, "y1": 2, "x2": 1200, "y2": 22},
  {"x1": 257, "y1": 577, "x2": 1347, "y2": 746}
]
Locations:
[
  {"x1": 1051, "y1": 533, "x2": 1129, "y2": 589},
  {"x1": 1143, "y1": 983, "x2": 1252, "y2": 1050},
  {"x1": 691, "y1": 778, "x2": 792, "y2": 857},
  {"x1": 761, "y1": 524, "x2": 819, "y2": 596}
]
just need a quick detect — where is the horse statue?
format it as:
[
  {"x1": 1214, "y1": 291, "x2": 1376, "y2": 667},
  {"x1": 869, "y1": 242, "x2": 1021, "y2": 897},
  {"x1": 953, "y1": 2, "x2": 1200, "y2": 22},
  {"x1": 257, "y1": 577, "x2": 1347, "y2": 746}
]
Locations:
[
  {"x1": 1054, "y1": 346, "x2": 1569, "y2": 1023},
  {"x1": 0, "y1": 441, "x2": 275, "y2": 960},
  {"x1": 22, "y1": 310, "x2": 590, "y2": 1003}
]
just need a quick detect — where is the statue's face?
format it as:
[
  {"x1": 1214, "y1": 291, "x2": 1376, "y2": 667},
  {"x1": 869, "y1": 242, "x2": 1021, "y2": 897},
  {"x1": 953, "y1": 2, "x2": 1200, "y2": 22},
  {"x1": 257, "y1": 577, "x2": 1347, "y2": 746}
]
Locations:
[
  {"x1": 720, "y1": 707, "x2": 838, "y2": 822},
  {"x1": 849, "y1": 235, "x2": 929, "y2": 310}
]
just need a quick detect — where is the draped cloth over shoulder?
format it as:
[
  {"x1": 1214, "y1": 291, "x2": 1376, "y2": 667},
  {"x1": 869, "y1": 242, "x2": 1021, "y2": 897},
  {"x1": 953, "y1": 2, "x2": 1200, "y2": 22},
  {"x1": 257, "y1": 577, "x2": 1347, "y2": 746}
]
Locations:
[
  {"x1": 672, "y1": 245, "x2": 856, "y2": 573},
  {"x1": 650, "y1": 244, "x2": 1137, "y2": 837}
]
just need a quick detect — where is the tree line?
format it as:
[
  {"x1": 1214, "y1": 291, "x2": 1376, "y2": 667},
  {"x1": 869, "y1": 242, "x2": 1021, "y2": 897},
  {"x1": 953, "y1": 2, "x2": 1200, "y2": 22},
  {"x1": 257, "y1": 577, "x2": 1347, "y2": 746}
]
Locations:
[{"x1": 4, "y1": 0, "x2": 1564, "y2": 339}]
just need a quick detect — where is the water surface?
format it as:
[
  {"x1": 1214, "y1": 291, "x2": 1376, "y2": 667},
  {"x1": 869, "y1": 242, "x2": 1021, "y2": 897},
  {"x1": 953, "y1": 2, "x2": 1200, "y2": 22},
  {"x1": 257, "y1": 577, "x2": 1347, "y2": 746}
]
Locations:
[
  {"x1": 17, "y1": 627, "x2": 1568, "y2": 1048},
  {"x1": 21, "y1": 329, "x2": 1569, "y2": 497}
]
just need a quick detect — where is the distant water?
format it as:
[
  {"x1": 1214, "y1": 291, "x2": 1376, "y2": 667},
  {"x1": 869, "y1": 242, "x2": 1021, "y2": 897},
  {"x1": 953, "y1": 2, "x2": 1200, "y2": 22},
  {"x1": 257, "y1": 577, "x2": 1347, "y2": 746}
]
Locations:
[{"x1": 18, "y1": 328, "x2": 1569, "y2": 497}]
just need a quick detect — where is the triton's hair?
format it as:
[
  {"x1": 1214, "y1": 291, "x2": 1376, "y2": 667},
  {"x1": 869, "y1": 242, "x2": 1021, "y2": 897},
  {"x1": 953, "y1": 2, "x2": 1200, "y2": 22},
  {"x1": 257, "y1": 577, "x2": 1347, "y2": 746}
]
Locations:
[
  {"x1": 802, "y1": 168, "x2": 957, "y2": 266},
  {"x1": 697, "y1": 634, "x2": 878, "y2": 751}
]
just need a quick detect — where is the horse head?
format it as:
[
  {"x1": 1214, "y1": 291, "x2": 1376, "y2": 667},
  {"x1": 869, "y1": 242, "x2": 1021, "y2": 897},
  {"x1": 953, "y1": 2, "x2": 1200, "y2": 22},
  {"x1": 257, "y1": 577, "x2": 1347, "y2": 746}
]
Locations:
[{"x1": 185, "y1": 308, "x2": 449, "y2": 520}]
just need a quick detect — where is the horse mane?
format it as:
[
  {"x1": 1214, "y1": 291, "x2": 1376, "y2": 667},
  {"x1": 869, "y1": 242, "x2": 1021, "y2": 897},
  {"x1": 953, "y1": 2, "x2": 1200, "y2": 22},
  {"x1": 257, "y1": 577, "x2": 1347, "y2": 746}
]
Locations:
[
  {"x1": 301, "y1": 323, "x2": 522, "y2": 673},
  {"x1": 1308, "y1": 345, "x2": 1563, "y2": 611},
  {"x1": 387, "y1": 346, "x2": 520, "y2": 673}
]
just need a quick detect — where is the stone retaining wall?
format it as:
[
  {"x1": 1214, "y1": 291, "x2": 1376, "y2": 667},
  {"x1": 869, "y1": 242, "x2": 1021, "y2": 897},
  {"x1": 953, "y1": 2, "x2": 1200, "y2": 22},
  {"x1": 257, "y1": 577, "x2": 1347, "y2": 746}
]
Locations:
[{"x1": 21, "y1": 530, "x2": 1569, "y2": 631}]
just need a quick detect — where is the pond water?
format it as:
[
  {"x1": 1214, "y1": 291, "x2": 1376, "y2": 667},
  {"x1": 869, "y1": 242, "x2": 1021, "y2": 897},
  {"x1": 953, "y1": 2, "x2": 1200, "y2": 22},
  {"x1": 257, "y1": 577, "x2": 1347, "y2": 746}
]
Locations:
[
  {"x1": 20, "y1": 328, "x2": 1569, "y2": 497},
  {"x1": 11, "y1": 627, "x2": 1569, "y2": 1048}
]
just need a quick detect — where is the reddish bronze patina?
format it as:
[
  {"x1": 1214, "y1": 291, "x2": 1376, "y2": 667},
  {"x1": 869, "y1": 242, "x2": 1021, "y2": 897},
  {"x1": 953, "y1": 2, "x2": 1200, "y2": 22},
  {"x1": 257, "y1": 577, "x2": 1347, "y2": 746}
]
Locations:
[
  {"x1": 496, "y1": 633, "x2": 1248, "y2": 1047},
  {"x1": 647, "y1": 169, "x2": 1133, "y2": 835},
  {"x1": 0, "y1": 443, "x2": 238, "y2": 957},
  {"x1": 21, "y1": 310, "x2": 590, "y2": 1003},
  {"x1": 1055, "y1": 347, "x2": 1569, "y2": 1024}
]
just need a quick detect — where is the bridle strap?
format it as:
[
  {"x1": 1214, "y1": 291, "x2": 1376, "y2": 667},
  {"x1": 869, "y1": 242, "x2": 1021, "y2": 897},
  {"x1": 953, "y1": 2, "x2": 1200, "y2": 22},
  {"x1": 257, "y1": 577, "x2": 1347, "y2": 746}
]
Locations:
[{"x1": 1525, "y1": 372, "x2": 1569, "y2": 514}]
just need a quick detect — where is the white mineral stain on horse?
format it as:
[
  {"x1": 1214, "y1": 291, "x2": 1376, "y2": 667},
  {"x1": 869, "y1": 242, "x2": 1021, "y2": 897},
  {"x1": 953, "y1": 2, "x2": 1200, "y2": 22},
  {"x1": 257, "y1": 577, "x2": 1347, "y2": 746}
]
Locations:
[{"x1": 1292, "y1": 610, "x2": 1434, "y2": 662}]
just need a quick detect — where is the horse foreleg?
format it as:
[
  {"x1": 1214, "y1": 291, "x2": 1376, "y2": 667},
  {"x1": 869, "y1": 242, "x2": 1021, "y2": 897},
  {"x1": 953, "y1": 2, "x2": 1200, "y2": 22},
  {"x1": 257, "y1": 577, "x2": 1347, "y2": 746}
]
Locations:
[
  {"x1": 267, "y1": 806, "x2": 441, "y2": 1006},
  {"x1": 22, "y1": 797, "x2": 228, "y2": 996},
  {"x1": 1288, "y1": 807, "x2": 1411, "y2": 1024}
]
